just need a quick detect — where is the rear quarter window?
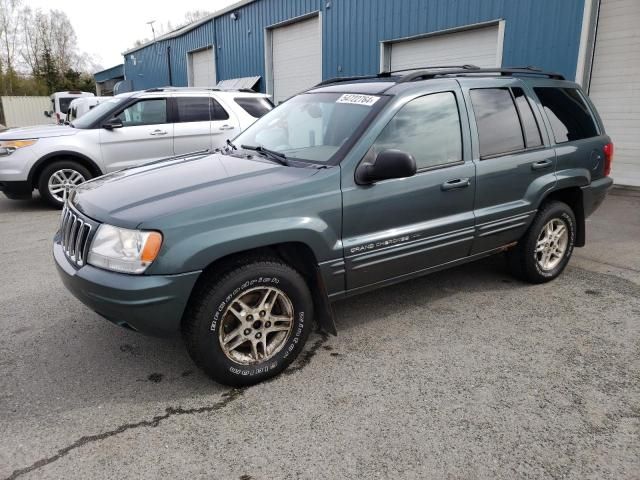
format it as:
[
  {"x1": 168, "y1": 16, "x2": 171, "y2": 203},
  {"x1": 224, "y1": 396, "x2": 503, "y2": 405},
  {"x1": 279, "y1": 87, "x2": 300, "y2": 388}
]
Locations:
[
  {"x1": 534, "y1": 87, "x2": 598, "y2": 143},
  {"x1": 234, "y1": 97, "x2": 274, "y2": 118}
]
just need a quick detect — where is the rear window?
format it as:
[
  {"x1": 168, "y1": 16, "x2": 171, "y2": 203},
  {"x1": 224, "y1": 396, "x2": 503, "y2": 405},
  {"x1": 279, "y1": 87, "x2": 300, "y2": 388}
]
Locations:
[
  {"x1": 234, "y1": 97, "x2": 273, "y2": 118},
  {"x1": 534, "y1": 87, "x2": 598, "y2": 143},
  {"x1": 470, "y1": 88, "x2": 524, "y2": 158}
]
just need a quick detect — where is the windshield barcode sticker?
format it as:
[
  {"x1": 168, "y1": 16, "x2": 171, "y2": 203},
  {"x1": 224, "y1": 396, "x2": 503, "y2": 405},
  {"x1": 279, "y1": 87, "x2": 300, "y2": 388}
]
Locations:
[{"x1": 336, "y1": 94, "x2": 380, "y2": 106}]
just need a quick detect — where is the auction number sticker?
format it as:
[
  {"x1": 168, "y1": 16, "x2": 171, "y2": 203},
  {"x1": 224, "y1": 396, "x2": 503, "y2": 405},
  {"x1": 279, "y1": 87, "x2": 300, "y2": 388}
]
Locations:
[{"x1": 336, "y1": 94, "x2": 380, "y2": 106}]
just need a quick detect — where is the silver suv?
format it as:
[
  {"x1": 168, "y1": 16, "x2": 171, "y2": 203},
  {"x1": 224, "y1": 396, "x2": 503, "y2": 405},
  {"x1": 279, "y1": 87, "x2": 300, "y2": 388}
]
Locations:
[{"x1": 0, "y1": 88, "x2": 273, "y2": 207}]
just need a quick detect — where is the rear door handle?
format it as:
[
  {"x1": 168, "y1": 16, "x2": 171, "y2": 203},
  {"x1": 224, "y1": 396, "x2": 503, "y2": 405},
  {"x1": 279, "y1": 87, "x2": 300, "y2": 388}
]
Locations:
[
  {"x1": 441, "y1": 178, "x2": 471, "y2": 191},
  {"x1": 150, "y1": 129, "x2": 168, "y2": 136},
  {"x1": 219, "y1": 124, "x2": 235, "y2": 131},
  {"x1": 531, "y1": 159, "x2": 553, "y2": 170}
]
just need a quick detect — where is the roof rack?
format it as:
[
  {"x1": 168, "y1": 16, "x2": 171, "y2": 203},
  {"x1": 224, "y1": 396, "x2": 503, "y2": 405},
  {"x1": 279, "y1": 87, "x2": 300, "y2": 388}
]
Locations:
[
  {"x1": 143, "y1": 86, "x2": 259, "y2": 93},
  {"x1": 315, "y1": 65, "x2": 482, "y2": 87},
  {"x1": 314, "y1": 75, "x2": 385, "y2": 87},
  {"x1": 381, "y1": 64, "x2": 481, "y2": 76},
  {"x1": 313, "y1": 65, "x2": 564, "y2": 89},
  {"x1": 396, "y1": 66, "x2": 565, "y2": 83}
]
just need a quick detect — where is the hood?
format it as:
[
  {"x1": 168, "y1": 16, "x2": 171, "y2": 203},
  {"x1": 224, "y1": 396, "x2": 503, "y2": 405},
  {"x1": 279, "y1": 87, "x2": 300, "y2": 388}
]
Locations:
[
  {"x1": 72, "y1": 153, "x2": 320, "y2": 228},
  {"x1": 0, "y1": 124, "x2": 78, "y2": 139}
]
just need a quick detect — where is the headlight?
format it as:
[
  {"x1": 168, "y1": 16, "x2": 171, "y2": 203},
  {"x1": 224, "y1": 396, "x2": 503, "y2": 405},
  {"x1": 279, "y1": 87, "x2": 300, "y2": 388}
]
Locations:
[
  {"x1": 87, "y1": 224, "x2": 163, "y2": 274},
  {"x1": 0, "y1": 139, "x2": 37, "y2": 156}
]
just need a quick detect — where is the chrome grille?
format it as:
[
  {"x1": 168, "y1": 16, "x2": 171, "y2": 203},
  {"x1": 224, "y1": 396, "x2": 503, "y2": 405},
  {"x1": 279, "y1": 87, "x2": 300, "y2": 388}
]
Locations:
[{"x1": 59, "y1": 205, "x2": 93, "y2": 266}]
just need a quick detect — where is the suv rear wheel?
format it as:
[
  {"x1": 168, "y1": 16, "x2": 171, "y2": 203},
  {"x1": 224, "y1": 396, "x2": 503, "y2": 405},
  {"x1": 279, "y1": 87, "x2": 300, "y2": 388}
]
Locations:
[
  {"x1": 183, "y1": 258, "x2": 314, "y2": 386},
  {"x1": 37, "y1": 160, "x2": 92, "y2": 208},
  {"x1": 508, "y1": 201, "x2": 576, "y2": 283}
]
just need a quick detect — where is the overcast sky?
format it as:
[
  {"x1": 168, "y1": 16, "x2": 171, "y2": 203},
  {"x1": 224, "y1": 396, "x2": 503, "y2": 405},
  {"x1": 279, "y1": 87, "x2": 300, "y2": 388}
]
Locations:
[{"x1": 26, "y1": 0, "x2": 238, "y2": 71}]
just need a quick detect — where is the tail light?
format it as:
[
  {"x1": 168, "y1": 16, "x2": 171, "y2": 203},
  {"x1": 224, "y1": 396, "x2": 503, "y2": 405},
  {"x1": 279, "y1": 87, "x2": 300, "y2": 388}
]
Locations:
[
  {"x1": 603, "y1": 143, "x2": 614, "y2": 177},
  {"x1": 55, "y1": 112, "x2": 61, "y2": 124}
]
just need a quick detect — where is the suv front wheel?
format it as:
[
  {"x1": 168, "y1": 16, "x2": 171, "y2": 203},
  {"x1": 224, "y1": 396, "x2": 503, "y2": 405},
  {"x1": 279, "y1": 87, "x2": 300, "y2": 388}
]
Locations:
[
  {"x1": 183, "y1": 258, "x2": 314, "y2": 386},
  {"x1": 508, "y1": 201, "x2": 576, "y2": 283},
  {"x1": 37, "y1": 160, "x2": 92, "y2": 208}
]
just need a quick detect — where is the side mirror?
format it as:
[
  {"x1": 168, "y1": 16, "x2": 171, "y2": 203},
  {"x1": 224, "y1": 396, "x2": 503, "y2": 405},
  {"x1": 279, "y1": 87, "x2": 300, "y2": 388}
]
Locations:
[
  {"x1": 44, "y1": 110, "x2": 51, "y2": 118},
  {"x1": 356, "y1": 149, "x2": 417, "y2": 184},
  {"x1": 102, "y1": 117, "x2": 123, "y2": 130}
]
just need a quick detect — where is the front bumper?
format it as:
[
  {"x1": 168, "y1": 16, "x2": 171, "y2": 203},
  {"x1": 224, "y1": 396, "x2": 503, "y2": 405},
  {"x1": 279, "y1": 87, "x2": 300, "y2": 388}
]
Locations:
[
  {"x1": 582, "y1": 176, "x2": 613, "y2": 218},
  {"x1": 0, "y1": 180, "x2": 32, "y2": 199},
  {"x1": 53, "y1": 240, "x2": 201, "y2": 337}
]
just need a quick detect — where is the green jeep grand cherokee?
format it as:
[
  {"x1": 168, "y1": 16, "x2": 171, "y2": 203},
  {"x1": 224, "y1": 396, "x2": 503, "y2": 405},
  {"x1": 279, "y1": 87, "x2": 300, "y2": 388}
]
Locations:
[{"x1": 54, "y1": 66, "x2": 613, "y2": 386}]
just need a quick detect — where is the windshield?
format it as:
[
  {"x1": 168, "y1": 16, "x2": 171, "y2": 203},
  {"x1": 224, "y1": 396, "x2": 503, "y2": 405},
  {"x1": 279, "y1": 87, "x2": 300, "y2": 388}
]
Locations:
[
  {"x1": 72, "y1": 97, "x2": 127, "y2": 129},
  {"x1": 232, "y1": 92, "x2": 383, "y2": 163},
  {"x1": 58, "y1": 97, "x2": 75, "y2": 114}
]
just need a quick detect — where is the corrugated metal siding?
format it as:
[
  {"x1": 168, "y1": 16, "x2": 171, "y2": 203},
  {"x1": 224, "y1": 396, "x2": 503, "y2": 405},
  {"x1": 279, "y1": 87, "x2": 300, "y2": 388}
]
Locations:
[
  {"x1": 124, "y1": 21, "x2": 215, "y2": 90},
  {"x1": 215, "y1": 0, "x2": 322, "y2": 92},
  {"x1": 1, "y1": 96, "x2": 51, "y2": 127},
  {"x1": 94, "y1": 64, "x2": 124, "y2": 83},
  {"x1": 323, "y1": 0, "x2": 585, "y2": 79},
  {"x1": 123, "y1": 0, "x2": 585, "y2": 91}
]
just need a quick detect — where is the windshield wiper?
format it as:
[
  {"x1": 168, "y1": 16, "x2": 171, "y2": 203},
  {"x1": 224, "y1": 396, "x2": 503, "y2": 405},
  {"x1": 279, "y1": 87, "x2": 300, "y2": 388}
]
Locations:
[
  {"x1": 226, "y1": 138, "x2": 237, "y2": 151},
  {"x1": 241, "y1": 144, "x2": 288, "y2": 166}
]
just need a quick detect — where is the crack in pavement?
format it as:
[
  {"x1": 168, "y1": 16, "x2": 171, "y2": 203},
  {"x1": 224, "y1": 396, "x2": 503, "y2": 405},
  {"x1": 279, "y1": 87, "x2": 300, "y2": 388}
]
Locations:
[
  {"x1": 5, "y1": 332, "x2": 330, "y2": 480},
  {"x1": 5, "y1": 389, "x2": 244, "y2": 480}
]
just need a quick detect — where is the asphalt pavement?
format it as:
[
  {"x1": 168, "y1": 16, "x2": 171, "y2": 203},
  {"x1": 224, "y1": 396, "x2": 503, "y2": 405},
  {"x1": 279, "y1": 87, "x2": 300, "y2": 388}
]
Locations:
[{"x1": 0, "y1": 189, "x2": 638, "y2": 479}]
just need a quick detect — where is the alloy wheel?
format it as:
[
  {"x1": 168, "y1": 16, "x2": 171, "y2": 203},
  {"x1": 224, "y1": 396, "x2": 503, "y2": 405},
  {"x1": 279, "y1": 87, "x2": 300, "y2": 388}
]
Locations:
[
  {"x1": 534, "y1": 218, "x2": 569, "y2": 271},
  {"x1": 218, "y1": 286, "x2": 294, "y2": 365},
  {"x1": 47, "y1": 168, "x2": 86, "y2": 202}
]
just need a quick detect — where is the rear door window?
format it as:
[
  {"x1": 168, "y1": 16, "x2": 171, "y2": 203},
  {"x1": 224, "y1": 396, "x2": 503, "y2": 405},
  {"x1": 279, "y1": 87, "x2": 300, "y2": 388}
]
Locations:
[
  {"x1": 470, "y1": 88, "x2": 524, "y2": 158},
  {"x1": 175, "y1": 97, "x2": 211, "y2": 122},
  {"x1": 533, "y1": 87, "x2": 598, "y2": 143},
  {"x1": 234, "y1": 97, "x2": 274, "y2": 118}
]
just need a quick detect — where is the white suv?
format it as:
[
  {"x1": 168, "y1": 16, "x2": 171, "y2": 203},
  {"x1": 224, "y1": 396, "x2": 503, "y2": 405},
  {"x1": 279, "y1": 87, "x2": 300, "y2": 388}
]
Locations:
[{"x1": 0, "y1": 88, "x2": 273, "y2": 207}]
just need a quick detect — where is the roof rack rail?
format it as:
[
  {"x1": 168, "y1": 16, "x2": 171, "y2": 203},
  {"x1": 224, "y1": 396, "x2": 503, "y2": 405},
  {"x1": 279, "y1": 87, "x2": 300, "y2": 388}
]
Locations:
[
  {"x1": 143, "y1": 86, "x2": 260, "y2": 93},
  {"x1": 314, "y1": 75, "x2": 383, "y2": 87},
  {"x1": 396, "y1": 67, "x2": 565, "y2": 84},
  {"x1": 312, "y1": 65, "x2": 564, "y2": 90},
  {"x1": 381, "y1": 64, "x2": 481, "y2": 75},
  {"x1": 315, "y1": 65, "x2": 482, "y2": 87}
]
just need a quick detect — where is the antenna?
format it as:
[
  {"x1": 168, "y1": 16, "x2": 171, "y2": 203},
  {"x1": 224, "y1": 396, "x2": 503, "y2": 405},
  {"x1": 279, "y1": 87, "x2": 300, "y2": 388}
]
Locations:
[{"x1": 146, "y1": 20, "x2": 157, "y2": 42}]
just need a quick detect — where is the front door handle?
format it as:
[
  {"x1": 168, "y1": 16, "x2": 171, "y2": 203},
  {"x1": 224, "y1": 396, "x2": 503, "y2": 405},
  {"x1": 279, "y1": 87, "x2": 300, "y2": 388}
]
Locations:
[
  {"x1": 531, "y1": 159, "x2": 553, "y2": 170},
  {"x1": 219, "y1": 124, "x2": 235, "y2": 131},
  {"x1": 150, "y1": 129, "x2": 168, "y2": 136},
  {"x1": 441, "y1": 178, "x2": 470, "y2": 191}
]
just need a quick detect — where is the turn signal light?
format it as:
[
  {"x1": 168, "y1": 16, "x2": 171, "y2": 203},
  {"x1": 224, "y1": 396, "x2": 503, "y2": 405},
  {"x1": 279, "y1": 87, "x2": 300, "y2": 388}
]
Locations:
[{"x1": 141, "y1": 232, "x2": 163, "y2": 262}]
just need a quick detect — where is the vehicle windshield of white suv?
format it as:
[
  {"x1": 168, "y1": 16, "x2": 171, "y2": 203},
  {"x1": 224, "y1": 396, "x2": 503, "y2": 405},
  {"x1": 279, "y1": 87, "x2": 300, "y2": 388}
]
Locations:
[
  {"x1": 232, "y1": 92, "x2": 381, "y2": 163},
  {"x1": 71, "y1": 97, "x2": 128, "y2": 129}
]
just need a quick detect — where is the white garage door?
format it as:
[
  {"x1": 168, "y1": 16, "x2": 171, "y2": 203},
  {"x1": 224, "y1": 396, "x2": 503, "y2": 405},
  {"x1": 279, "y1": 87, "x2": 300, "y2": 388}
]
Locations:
[
  {"x1": 589, "y1": 0, "x2": 640, "y2": 186},
  {"x1": 390, "y1": 24, "x2": 501, "y2": 71},
  {"x1": 272, "y1": 16, "x2": 322, "y2": 104},
  {"x1": 190, "y1": 47, "x2": 216, "y2": 87}
]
